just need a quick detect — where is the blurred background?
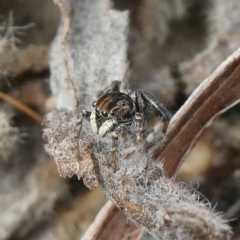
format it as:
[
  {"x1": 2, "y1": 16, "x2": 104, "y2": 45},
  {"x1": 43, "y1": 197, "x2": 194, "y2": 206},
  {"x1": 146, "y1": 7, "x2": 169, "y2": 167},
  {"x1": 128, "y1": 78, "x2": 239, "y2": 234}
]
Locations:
[{"x1": 0, "y1": 0, "x2": 240, "y2": 239}]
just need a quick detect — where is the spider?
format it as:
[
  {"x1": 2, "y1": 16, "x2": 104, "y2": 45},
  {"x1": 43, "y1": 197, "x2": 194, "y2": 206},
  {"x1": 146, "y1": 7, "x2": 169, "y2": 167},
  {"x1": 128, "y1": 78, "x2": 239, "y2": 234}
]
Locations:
[{"x1": 76, "y1": 81, "x2": 171, "y2": 171}]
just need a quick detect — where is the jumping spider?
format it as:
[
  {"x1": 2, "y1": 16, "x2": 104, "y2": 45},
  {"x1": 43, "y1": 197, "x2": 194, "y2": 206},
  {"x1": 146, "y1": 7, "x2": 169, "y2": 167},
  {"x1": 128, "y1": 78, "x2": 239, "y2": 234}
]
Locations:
[{"x1": 76, "y1": 81, "x2": 171, "y2": 171}]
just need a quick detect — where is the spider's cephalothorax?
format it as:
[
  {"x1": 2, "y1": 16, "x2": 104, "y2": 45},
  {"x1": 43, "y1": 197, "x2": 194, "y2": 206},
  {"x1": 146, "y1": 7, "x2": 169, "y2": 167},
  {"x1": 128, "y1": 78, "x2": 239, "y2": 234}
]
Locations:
[
  {"x1": 76, "y1": 81, "x2": 171, "y2": 171},
  {"x1": 91, "y1": 90, "x2": 135, "y2": 137}
]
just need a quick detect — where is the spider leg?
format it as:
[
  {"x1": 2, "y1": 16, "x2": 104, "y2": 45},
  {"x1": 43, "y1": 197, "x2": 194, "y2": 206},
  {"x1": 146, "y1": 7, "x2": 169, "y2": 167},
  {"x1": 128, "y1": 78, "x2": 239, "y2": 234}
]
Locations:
[
  {"x1": 90, "y1": 110, "x2": 99, "y2": 134},
  {"x1": 135, "y1": 112, "x2": 145, "y2": 149},
  {"x1": 136, "y1": 89, "x2": 171, "y2": 145},
  {"x1": 75, "y1": 110, "x2": 91, "y2": 139},
  {"x1": 97, "y1": 80, "x2": 121, "y2": 97},
  {"x1": 111, "y1": 124, "x2": 128, "y2": 172},
  {"x1": 145, "y1": 121, "x2": 167, "y2": 145},
  {"x1": 107, "y1": 80, "x2": 121, "y2": 92}
]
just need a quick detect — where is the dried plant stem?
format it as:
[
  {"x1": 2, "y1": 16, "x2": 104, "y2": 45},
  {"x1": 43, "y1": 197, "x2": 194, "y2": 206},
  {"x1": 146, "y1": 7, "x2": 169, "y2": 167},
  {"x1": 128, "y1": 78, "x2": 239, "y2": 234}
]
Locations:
[
  {"x1": 53, "y1": 0, "x2": 78, "y2": 108},
  {"x1": 0, "y1": 91, "x2": 44, "y2": 123},
  {"x1": 156, "y1": 48, "x2": 240, "y2": 177},
  {"x1": 82, "y1": 200, "x2": 143, "y2": 240},
  {"x1": 81, "y1": 201, "x2": 118, "y2": 240}
]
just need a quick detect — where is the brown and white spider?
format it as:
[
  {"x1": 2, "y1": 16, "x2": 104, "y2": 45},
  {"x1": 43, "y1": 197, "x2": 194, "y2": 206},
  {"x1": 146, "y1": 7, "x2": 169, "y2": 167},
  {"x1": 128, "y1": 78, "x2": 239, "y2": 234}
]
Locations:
[{"x1": 76, "y1": 81, "x2": 171, "y2": 171}]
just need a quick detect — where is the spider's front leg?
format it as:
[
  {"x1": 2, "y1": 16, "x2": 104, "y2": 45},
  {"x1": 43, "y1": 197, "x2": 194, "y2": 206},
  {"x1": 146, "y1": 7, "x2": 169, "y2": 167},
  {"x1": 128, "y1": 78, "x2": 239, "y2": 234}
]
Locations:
[
  {"x1": 135, "y1": 112, "x2": 145, "y2": 149},
  {"x1": 136, "y1": 89, "x2": 171, "y2": 146},
  {"x1": 75, "y1": 110, "x2": 91, "y2": 139},
  {"x1": 111, "y1": 124, "x2": 128, "y2": 172}
]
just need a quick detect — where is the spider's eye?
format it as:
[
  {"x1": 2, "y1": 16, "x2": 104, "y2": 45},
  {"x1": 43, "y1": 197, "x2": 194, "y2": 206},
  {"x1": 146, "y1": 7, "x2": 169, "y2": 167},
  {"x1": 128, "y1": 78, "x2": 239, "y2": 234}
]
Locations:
[
  {"x1": 101, "y1": 111, "x2": 108, "y2": 118},
  {"x1": 96, "y1": 108, "x2": 100, "y2": 114}
]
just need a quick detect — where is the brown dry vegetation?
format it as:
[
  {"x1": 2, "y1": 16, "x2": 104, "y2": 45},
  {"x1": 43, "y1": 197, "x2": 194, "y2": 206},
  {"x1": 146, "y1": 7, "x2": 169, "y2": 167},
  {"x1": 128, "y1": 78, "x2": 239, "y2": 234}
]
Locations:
[{"x1": 1, "y1": 0, "x2": 240, "y2": 239}]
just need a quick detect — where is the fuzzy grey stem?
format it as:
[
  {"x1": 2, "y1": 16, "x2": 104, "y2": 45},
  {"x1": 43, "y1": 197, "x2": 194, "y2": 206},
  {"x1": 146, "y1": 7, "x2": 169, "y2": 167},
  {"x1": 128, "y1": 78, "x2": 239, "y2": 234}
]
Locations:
[{"x1": 50, "y1": 0, "x2": 128, "y2": 110}]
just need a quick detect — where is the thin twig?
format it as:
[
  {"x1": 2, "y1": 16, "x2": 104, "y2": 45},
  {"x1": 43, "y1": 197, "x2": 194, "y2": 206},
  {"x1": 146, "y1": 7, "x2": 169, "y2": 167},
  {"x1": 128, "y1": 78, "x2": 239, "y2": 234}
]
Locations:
[
  {"x1": 0, "y1": 91, "x2": 44, "y2": 123},
  {"x1": 53, "y1": 0, "x2": 78, "y2": 109}
]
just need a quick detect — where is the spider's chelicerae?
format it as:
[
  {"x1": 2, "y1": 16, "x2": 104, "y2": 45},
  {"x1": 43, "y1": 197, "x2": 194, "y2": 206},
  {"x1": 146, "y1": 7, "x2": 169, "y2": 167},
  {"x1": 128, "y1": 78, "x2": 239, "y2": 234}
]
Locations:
[{"x1": 76, "y1": 81, "x2": 171, "y2": 171}]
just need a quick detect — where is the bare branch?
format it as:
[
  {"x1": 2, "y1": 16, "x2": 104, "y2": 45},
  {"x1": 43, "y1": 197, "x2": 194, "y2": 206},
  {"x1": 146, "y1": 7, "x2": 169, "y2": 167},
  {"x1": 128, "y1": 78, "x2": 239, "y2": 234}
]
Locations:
[{"x1": 0, "y1": 91, "x2": 44, "y2": 123}]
